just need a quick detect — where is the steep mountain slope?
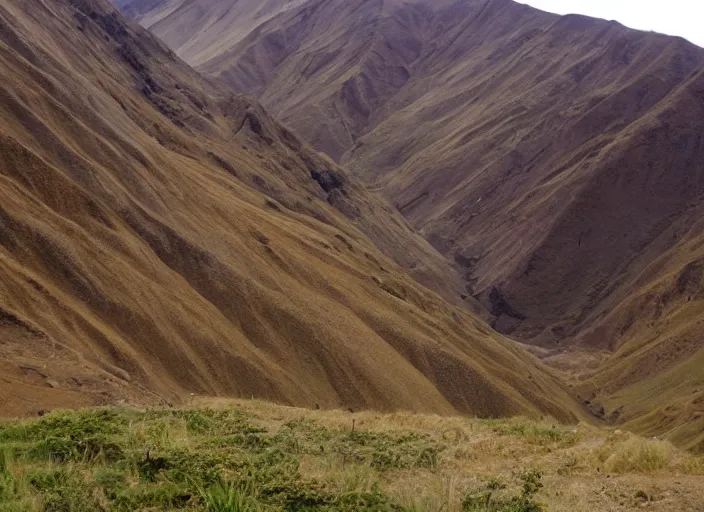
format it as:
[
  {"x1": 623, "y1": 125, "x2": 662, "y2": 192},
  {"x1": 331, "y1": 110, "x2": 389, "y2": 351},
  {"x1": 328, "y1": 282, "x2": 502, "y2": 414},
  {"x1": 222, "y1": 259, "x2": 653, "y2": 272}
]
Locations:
[
  {"x1": 128, "y1": 0, "x2": 704, "y2": 344},
  {"x1": 123, "y1": 0, "x2": 704, "y2": 447},
  {"x1": 0, "y1": 0, "x2": 585, "y2": 423}
]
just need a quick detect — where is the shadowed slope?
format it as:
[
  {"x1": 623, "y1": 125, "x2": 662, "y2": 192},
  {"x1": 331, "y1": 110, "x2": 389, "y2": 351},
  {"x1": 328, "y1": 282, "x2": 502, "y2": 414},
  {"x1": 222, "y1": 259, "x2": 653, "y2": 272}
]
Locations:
[
  {"x1": 572, "y1": 191, "x2": 704, "y2": 452},
  {"x1": 0, "y1": 0, "x2": 584, "y2": 423}
]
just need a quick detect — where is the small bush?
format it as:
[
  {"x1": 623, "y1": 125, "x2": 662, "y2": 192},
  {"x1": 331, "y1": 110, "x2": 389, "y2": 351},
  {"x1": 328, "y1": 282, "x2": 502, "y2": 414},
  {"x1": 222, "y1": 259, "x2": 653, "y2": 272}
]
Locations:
[
  {"x1": 0, "y1": 410, "x2": 124, "y2": 443},
  {"x1": 462, "y1": 471, "x2": 544, "y2": 512},
  {"x1": 0, "y1": 451, "x2": 20, "y2": 502},
  {"x1": 28, "y1": 469, "x2": 101, "y2": 512},
  {"x1": 261, "y1": 480, "x2": 400, "y2": 511},
  {"x1": 111, "y1": 483, "x2": 192, "y2": 511},
  {"x1": 93, "y1": 468, "x2": 127, "y2": 499},
  {"x1": 486, "y1": 420, "x2": 574, "y2": 446},
  {"x1": 27, "y1": 434, "x2": 124, "y2": 464},
  {"x1": 175, "y1": 409, "x2": 262, "y2": 437},
  {"x1": 27, "y1": 470, "x2": 75, "y2": 493}
]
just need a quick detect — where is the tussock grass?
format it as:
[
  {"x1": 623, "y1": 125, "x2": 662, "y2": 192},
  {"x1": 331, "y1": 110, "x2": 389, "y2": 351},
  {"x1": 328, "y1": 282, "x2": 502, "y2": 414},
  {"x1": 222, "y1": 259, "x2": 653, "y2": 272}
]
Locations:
[
  {"x1": 197, "y1": 481, "x2": 263, "y2": 512},
  {"x1": 599, "y1": 437, "x2": 674, "y2": 474}
]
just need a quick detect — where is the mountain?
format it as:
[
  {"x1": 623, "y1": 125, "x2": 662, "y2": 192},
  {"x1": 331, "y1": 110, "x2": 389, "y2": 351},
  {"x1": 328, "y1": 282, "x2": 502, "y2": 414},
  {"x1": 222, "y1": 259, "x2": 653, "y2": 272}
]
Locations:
[
  {"x1": 123, "y1": 0, "x2": 704, "y2": 449},
  {"x1": 126, "y1": 0, "x2": 704, "y2": 341},
  {"x1": 0, "y1": 0, "x2": 586, "y2": 425}
]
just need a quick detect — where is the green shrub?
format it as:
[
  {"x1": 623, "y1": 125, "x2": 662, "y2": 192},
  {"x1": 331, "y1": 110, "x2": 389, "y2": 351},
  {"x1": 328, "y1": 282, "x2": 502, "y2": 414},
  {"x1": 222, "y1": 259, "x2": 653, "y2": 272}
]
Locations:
[
  {"x1": 28, "y1": 469, "x2": 101, "y2": 512},
  {"x1": 93, "y1": 468, "x2": 127, "y2": 499},
  {"x1": 27, "y1": 470, "x2": 72, "y2": 493},
  {"x1": 0, "y1": 410, "x2": 124, "y2": 443},
  {"x1": 486, "y1": 420, "x2": 573, "y2": 446},
  {"x1": 0, "y1": 451, "x2": 20, "y2": 502},
  {"x1": 27, "y1": 434, "x2": 124, "y2": 463},
  {"x1": 462, "y1": 471, "x2": 544, "y2": 512},
  {"x1": 111, "y1": 483, "x2": 192, "y2": 511},
  {"x1": 174, "y1": 409, "x2": 263, "y2": 437}
]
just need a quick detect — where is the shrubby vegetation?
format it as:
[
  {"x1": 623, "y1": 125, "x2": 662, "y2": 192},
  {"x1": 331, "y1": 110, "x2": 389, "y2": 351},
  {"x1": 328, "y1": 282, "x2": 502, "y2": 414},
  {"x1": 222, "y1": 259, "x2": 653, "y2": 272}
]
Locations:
[
  {"x1": 0, "y1": 405, "x2": 702, "y2": 511},
  {"x1": 0, "y1": 408, "x2": 448, "y2": 511}
]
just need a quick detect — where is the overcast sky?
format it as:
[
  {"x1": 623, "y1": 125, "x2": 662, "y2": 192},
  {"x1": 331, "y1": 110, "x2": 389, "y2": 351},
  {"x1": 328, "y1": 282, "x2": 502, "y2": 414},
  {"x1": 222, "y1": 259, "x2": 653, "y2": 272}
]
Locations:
[{"x1": 520, "y1": 0, "x2": 704, "y2": 48}]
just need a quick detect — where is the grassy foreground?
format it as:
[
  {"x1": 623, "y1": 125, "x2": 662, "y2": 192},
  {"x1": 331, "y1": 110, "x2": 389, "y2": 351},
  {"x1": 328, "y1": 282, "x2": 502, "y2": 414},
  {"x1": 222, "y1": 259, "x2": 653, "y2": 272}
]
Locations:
[{"x1": 0, "y1": 399, "x2": 703, "y2": 511}]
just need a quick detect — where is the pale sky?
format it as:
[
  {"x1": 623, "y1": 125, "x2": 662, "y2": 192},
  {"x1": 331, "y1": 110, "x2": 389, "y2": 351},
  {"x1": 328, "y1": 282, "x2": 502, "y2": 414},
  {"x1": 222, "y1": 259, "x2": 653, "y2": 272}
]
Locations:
[{"x1": 520, "y1": 0, "x2": 704, "y2": 48}]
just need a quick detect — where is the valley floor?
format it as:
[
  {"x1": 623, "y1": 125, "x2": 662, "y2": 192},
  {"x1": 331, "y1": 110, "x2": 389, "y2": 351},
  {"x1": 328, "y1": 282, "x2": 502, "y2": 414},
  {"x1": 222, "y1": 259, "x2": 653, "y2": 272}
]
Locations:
[{"x1": 1, "y1": 399, "x2": 703, "y2": 511}]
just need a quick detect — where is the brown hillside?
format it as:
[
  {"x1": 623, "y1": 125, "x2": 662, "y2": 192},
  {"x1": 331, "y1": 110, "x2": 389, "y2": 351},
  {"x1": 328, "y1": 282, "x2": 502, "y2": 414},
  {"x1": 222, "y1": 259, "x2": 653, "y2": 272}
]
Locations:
[
  {"x1": 125, "y1": 0, "x2": 704, "y2": 448},
  {"x1": 0, "y1": 0, "x2": 585, "y2": 423}
]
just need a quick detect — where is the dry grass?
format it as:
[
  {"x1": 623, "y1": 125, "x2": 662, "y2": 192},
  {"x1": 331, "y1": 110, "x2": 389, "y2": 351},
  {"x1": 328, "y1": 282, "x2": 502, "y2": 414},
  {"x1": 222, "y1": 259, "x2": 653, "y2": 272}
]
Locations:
[
  {"x1": 597, "y1": 437, "x2": 674, "y2": 474},
  {"x1": 190, "y1": 398, "x2": 704, "y2": 511}
]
